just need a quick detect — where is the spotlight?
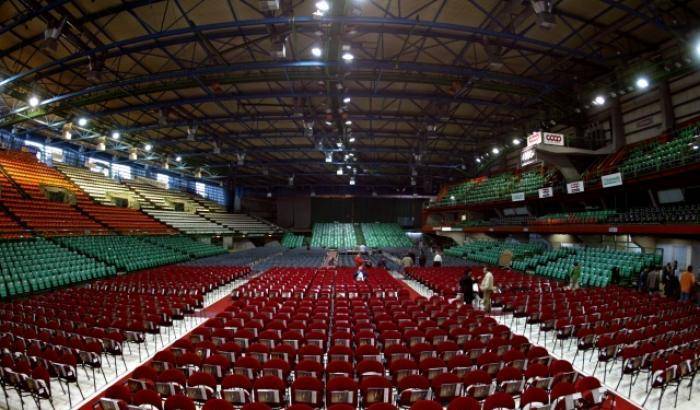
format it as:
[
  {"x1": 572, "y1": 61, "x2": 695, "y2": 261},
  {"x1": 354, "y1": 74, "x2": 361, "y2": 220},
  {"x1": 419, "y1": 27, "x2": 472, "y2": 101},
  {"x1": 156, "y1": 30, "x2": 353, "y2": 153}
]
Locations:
[
  {"x1": 325, "y1": 120, "x2": 333, "y2": 126},
  {"x1": 337, "y1": 167, "x2": 343, "y2": 175},
  {"x1": 111, "y1": 131, "x2": 120, "y2": 140},
  {"x1": 315, "y1": 0, "x2": 330, "y2": 11},
  {"x1": 341, "y1": 52, "x2": 354, "y2": 61},
  {"x1": 144, "y1": 143, "x2": 152, "y2": 152},
  {"x1": 348, "y1": 136, "x2": 355, "y2": 143},
  {"x1": 343, "y1": 97, "x2": 351, "y2": 104},
  {"x1": 512, "y1": 138, "x2": 521, "y2": 146},
  {"x1": 476, "y1": 158, "x2": 481, "y2": 163},
  {"x1": 63, "y1": 131, "x2": 72, "y2": 140},
  {"x1": 693, "y1": 144, "x2": 699, "y2": 150},
  {"x1": 78, "y1": 117, "x2": 88, "y2": 127},
  {"x1": 28, "y1": 95, "x2": 40, "y2": 107},
  {"x1": 349, "y1": 177, "x2": 356, "y2": 185},
  {"x1": 592, "y1": 95, "x2": 606, "y2": 106},
  {"x1": 345, "y1": 120, "x2": 352, "y2": 125},
  {"x1": 492, "y1": 147, "x2": 500, "y2": 155},
  {"x1": 636, "y1": 77, "x2": 649, "y2": 90},
  {"x1": 450, "y1": 195, "x2": 455, "y2": 201},
  {"x1": 325, "y1": 152, "x2": 333, "y2": 163},
  {"x1": 311, "y1": 46, "x2": 322, "y2": 57},
  {"x1": 175, "y1": 155, "x2": 182, "y2": 162}
]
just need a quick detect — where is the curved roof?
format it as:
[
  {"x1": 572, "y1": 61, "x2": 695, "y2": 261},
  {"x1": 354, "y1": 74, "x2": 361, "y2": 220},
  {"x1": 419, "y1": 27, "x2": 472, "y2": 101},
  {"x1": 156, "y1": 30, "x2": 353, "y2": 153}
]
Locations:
[{"x1": 0, "y1": 0, "x2": 696, "y2": 193}]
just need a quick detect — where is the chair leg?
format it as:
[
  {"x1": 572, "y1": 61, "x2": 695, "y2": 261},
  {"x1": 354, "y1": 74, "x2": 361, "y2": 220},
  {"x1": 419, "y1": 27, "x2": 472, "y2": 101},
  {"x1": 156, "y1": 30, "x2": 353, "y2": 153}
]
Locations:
[
  {"x1": 76, "y1": 382, "x2": 84, "y2": 399},
  {"x1": 642, "y1": 388, "x2": 653, "y2": 407},
  {"x1": 657, "y1": 387, "x2": 666, "y2": 410},
  {"x1": 100, "y1": 367, "x2": 108, "y2": 385}
]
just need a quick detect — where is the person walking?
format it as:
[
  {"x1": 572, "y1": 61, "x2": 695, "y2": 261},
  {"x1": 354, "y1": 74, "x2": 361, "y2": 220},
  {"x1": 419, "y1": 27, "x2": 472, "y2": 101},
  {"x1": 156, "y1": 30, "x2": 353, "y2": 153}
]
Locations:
[
  {"x1": 568, "y1": 262, "x2": 581, "y2": 290},
  {"x1": 480, "y1": 268, "x2": 495, "y2": 313},
  {"x1": 432, "y1": 249, "x2": 443, "y2": 267},
  {"x1": 680, "y1": 266, "x2": 695, "y2": 302},
  {"x1": 459, "y1": 269, "x2": 475, "y2": 306}
]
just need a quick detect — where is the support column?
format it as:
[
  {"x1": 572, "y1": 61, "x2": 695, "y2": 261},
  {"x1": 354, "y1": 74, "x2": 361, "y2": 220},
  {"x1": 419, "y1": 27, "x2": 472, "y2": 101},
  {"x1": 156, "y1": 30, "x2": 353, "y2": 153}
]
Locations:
[
  {"x1": 610, "y1": 97, "x2": 625, "y2": 150},
  {"x1": 659, "y1": 80, "x2": 675, "y2": 132}
]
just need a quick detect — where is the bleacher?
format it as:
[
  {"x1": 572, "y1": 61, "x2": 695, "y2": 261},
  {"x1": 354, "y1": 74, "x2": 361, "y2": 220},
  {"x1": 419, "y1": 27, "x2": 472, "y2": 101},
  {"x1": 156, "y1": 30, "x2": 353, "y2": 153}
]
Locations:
[
  {"x1": 78, "y1": 203, "x2": 176, "y2": 234},
  {"x1": 56, "y1": 164, "x2": 140, "y2": 206},
  {"x1": 125, "y1": 179, "x2": 207, "y2": 212},
  {"x1": 204, "y1": 212, "x2": 281, "y2": 235},
  {"x1": 361, "y1": 223, "x2": 412, "y2": 247},
  {"x1": 0, "y1": 237, "x2": 114, "y2": 297},
  {"x1": 281, "y1": 232, "x2": 305, "y2": 248},
  {"x1": 141, "y1": 235, "x2": 227, "y2": 258},
  {"x1": 144, "y1": 210, "x2": 230, "y2": 235},
  {"x1": 310, "y1": 223, "x2": 357, "y2": 248},
  {"x1": 618, "y1": 123, "x2": 700, "y2": 178},
  {"x1": 428, "y1": 168, "x2": 556, "y2": 208},
  {"x1": 54, "y1": 235, "x2": 190, "y2": 271}
]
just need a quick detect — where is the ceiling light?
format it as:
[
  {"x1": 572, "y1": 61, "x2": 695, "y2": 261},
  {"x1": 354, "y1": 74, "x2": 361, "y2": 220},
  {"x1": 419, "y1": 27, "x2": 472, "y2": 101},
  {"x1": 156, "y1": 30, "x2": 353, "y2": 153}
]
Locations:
[
  {"x1": 345, "y1": 120, "x2": 352, "y2": 125},
  {"x1": 311, "y1": 46, "x2": 322, "y2": 57},
  {"x1": 348, "y1": 136, "x2": 355, "y2": 143},
  {"x1": 592, "y1": 95, "x2": 606, "y2": 106},
  {"x1": 349, "y1": 177, "x2": 355, "y2": 185},
  {"x1": 693, "y1": 144, "x2": 699, "y2": 150},
  {"x1": 325, "y1": 152, "x2": 333, "y2": 163},
  {"x1": 337, "y1": 167, "x2": 343, "y2": 175},
  {"x1": 325, "y1": 120, "x2": 333, "y2": 126},
  {"x1": 78, "y1": 117, "x2": 88, "y2": 127},
  {"x1": 267, "y1": 191, "x2": 272, "y2": 198},
  {"x1": 144, "y1": 143, "x2": 153, "y2": 152},
  {"x1": 492, "y1": 147, "x2": 500, "y2": 155},
  {"x1": 28, "y1": 95, "x2": 40, "y2": 107},
  {"x1": 476, "y1": 158, "x2": 481, "y2": 163},
  {"x1": 175, "y1": 155, "x2": 182, "y2": 162},
  {"x1": 315, "y1": 0, "x2": 330, "y2": 11},
  {"x1": 635, "y1": 77, "x2": 649, "y2": 90},
  {"x1": 343, "y1": 97, "x2": 351, "y2": 103},
  {"x1": 512, "y1": 138, "x2": 521, "y2": 146},
  {"x1": 63, "y1": 131, "x2": 72, "y2": 140},
  {"x1": 450, "y1": 195, "x2": 455, "y2": 201},
  {"x1": 342, "y1": 52, "x2": 354, "y2": 61},
  {"x1": 111, "y1": 131, "x2": 120, "y2": 140}
]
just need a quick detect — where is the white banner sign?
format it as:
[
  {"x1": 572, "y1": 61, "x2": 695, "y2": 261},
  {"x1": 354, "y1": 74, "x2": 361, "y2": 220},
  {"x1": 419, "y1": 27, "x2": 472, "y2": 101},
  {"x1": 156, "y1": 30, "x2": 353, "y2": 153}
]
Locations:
[
  {"x1": 520, "y1": 147, "x2": 538, "y2": 166},
  {"x1": 566, "y1": 181, "x2": 585, "y2": 194},
  {"x1": 538, "y1": 187, "x2": 553, "y2": 198},
  {"x1": 511, "y1": 192, "x2": 525, "y2": 202},
  {"x1": 527, "y1": 131, "x2": 542, "y2": 146},
  {"x1": 601, "y1": 172, "x2": 623, "y2": 188},
  {"x1": 543, "y1": 132, "x2": 565, "y2": 146}
]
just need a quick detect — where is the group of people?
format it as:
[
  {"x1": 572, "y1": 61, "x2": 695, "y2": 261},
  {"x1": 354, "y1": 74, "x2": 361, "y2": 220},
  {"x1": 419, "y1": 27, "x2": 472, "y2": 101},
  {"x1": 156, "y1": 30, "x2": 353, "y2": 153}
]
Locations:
[
  {"x1": 638, "y1": 262, "x2": 696, "y2": 302},
  {"x1": 400, "y1": 248, "x2": 443, "y2": 270},
  {"x1": 458, "y1": 267, "x2": 496, "y2": 313}
]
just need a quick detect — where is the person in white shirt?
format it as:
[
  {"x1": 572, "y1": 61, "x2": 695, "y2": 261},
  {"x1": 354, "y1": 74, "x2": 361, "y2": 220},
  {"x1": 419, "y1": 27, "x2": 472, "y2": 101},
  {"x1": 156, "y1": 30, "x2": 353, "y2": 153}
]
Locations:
[
  {"x1": 433, "y1": 250, "x2": 443, "y2": 267},
  {"x1": 480, "y1": 268, "x2": 495, "y2": 313}
]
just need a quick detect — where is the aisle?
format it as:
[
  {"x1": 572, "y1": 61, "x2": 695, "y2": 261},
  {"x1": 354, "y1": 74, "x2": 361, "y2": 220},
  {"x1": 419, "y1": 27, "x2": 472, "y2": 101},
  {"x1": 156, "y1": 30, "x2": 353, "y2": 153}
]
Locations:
[{"x1": 76, "y1": 279, "x2": 244, "y2": 410}]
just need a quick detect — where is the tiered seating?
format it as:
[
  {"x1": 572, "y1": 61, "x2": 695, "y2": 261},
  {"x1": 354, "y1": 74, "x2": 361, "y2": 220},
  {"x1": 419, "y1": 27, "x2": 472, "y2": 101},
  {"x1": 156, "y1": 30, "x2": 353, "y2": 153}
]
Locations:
[
  {"x1": 310, "y1": 223, "x2": 358, "y2": 248},
  {"x1": 446, "y1": 240, "x2": 543, "y2": 266},
  {"x1": 361, "y1": 223, "x2": 412, "y2": 248},
  {"x1": 533, "y1": 210, "x2": 617, "y2": 225},
  {"x1": 125, "y1": 180, "x2": 207, "y2": 212},
  {"x1": 618, "y1": 122, "x2": 700, "y2": 177},
  {"x1": 500, "y1": 287, "x2": 700, "y2": 409},
  {"x1": 54, "y1": 235, "x2": 190, "y2": 271},
  {"x1": 0, "y1": 237, "x2": 113, "y2": 297},
  {"x1": 0, "y1": 151, "x2": 110, "y2": 235},
  {"x1": 281, "y1": 233, "x2": 305, "y2": 248},
  {"x1": 512, "y1": 248, "x2": 573, "y2": 271},
  {"x1": 428, "y1": 169, "x2": 556, "y2": 208},
  {"x1": 0, "y1": 265, "x2": 243, "y2": 407},
  {"x1": 141, "y1": 235, "x2": 227, "y2": 258},
  {"x1": 0, "y1": 209, "x2": 28, "y2": 239},
  {"x1": 80, "y1": 203, "x2": 177, "y2": 234},
  {"x1": 534, "y1": 247, "x2": 659, "y2": 287},
  {"x1": 95, "y1": 267, "x2": 604, "y2": 410},
  {"x1": 191, "y1": 196, "x2": 227, "y2": 213},
  {"x1": 205, "y1": 213, "x2": 281, "y2": 235},
  {"x1": 55, "y1": 164, "x2": 140, "y2": 206},
  {"x1": 611, "y1": 204, "x2": 700, "y2": 224},
  {"x1": 145, "y1": 210, "x2": 231, "y2": 235}
]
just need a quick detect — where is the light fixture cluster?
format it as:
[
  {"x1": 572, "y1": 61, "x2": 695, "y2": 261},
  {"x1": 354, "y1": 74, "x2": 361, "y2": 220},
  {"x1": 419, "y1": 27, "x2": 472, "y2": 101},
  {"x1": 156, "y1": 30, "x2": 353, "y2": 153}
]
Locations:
[
  {"x1": 473, "y1": 138, "x2": 523, "y2": 165},
  {"x1": 589, "y1": 74, "x2": 652, "y2": 108}
]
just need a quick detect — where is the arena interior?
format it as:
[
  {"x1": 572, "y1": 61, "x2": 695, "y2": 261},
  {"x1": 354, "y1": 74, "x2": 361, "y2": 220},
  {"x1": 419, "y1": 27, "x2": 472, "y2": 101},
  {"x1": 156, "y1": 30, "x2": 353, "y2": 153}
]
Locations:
[{"x1": 1, "y1": 1, "x2": 700, "y2": 409}]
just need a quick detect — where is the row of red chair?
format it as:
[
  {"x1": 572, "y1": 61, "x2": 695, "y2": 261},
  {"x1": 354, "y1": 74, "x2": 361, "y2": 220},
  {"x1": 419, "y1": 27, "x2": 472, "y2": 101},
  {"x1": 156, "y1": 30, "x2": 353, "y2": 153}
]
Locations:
[{"x1": 95, "y1": 267, "x2": 605, "y2": 410}]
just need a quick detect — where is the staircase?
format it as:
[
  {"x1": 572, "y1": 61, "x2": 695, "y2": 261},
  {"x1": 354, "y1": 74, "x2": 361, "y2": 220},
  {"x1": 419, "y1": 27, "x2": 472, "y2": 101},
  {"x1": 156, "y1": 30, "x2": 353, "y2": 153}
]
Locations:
[{"x1": 354, "y1": 224, "x2": 365, "y2": 246}]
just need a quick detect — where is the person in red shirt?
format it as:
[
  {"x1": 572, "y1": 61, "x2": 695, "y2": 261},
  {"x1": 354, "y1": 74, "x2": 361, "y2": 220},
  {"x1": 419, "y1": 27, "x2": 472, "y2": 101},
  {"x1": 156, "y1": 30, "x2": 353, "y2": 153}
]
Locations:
[{"x1": 354, "y1": 253, "x2": 364, "y2": 268}]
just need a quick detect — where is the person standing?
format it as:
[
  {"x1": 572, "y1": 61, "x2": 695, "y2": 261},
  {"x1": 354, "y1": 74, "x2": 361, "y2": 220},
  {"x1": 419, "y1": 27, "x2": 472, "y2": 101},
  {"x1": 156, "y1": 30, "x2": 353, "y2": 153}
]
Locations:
[
  {"x1": 354, "y1": 253, "x2": 364, "y2": 268},
  {"x1": 661, "y1": 264, "x2": 672, "y2": 295},
  {"x1": 480, "y1": 268, "x2": 495, "y2": 313},
  {"x1": 418, "y1": 251, "x2": 427, "y2": 267},
  {"x1": 459, "y1": 269, "x2": 475, "y2": 306},
  {"x1": 569, "y1": 262, "x2": 581, "y2": 290},
  {"x1": 611, "y1": 266, "x2": 620, "y2": 286},
  {"x1": 680, "y1": 266, "x2": 695, "y2": 302},
  {"x1": 638, "y1": 268, "x2": 649, "y2": 293},
  {"x1": 433, "y1": 249, "x2": 443, "y2": 267},
  {"x1": 646, "y1": 266, "x2": 661, "y2": 294}
]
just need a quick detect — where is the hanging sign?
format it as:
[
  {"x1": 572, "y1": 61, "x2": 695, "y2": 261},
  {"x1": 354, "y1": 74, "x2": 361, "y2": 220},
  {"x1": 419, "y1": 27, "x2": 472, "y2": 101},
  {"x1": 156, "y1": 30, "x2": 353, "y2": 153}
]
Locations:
[
  {"x1": 601, "y1": 172, "x2": 623, "y2": 188},
  {"x1": 566, "y1": 181, "x2": 585, "y2": 194}
]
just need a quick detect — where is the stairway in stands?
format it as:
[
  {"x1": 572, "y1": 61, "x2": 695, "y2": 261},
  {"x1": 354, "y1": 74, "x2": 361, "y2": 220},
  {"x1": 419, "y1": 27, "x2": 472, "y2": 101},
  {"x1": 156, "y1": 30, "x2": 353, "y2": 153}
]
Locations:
[{"x1": 354, "y1": 223, "x2": 365, "y2": 245}]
